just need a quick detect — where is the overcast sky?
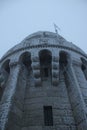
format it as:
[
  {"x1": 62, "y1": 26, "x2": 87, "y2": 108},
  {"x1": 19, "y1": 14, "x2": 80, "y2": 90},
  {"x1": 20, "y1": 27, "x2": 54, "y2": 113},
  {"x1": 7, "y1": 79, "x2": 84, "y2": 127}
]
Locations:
[{"x1": 0, "y1": 0, "x2": 87, "y2": 58}]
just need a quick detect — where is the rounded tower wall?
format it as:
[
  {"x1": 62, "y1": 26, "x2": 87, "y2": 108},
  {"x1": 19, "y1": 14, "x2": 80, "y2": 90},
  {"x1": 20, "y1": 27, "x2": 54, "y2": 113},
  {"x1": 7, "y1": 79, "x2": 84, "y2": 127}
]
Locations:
[{"x1": 0, "y1": 31, "x2": 87, "y2": 130}]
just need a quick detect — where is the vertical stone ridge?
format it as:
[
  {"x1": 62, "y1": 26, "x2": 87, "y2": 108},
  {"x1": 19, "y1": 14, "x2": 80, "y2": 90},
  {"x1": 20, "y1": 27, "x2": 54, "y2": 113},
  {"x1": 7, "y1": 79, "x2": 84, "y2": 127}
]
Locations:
[
  {"x1": 0, "y1": 62, "x2": 21, "y2": 130},
  {"x1": 64, "y1": 64, "x2": 87, "y2": 129}
]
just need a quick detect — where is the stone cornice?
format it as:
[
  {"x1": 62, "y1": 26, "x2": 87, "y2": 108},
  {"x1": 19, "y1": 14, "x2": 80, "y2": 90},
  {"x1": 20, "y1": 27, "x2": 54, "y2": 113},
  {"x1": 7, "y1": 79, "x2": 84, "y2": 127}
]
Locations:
[{"x1": 0, "y1": 44, "x2": 87, "y2": 63}]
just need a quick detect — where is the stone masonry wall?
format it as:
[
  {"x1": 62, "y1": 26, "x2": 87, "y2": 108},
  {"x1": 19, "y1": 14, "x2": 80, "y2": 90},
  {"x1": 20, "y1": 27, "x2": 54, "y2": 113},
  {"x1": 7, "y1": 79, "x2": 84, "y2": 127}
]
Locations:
[
  {"x1": 0, "y1": 31, "x2": 87, "y2": 130},
  {"x1": 73, "y1": 64, "x2": 87, "y2": 107},
  {"x1": 21, "y1": 70, "x2": 76, "y2": 130}
]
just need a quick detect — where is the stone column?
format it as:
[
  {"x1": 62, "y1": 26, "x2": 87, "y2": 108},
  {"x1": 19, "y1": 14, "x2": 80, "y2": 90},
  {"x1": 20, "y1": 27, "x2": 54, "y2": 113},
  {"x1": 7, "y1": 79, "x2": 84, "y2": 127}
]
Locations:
[
  {"x1": 52, "y1": 56, "x2": 59, "y2": 86},
  {"x1": 0, "y1": 61, "x2": 21, "y2": 130},
  {"x1": 72, "y1": 59, "x2": 87, "y2": 89},
  {"x1": 31, "y1": 53, "x2": 41, "y2": 87},
  {"x1": 65, "y1": 62, "x2": 87, "y2": 130}
]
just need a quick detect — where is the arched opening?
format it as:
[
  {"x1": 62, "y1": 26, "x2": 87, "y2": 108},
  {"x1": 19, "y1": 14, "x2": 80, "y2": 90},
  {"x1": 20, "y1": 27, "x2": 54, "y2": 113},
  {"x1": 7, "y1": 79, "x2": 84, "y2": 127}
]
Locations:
[
  {"x1": 0, "y1": 85, "x2": 3, "y2": 101},
  {"x1": 20, "y1": 52, "x2": 32, "y2": 71},
  {"x1": 39, "y1": 49, "x2": 52, "y2": 81},
  {"x1": 0, "y1": 59, "x2": 10, "y2": 101},
  {"x1": 59, "y1": 51, "x2": 68, "y2": 70},
  {"x1": 19, "y1": 52, "x2": 34, "y2": 87},
  {"x1": 3, "y1": 59, "x2": 10, "y2": 74},
  {"x1": 81, "y1": 57, "x2": 87, "y2": 80},
  {"x1": 59, "y1": 51, "x2": 70, "y2": 81}
]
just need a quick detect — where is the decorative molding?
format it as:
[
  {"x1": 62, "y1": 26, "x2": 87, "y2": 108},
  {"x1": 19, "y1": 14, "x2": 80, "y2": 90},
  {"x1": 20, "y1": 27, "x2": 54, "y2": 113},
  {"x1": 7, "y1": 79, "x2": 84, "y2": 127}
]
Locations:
[{"x1": 0, "y1": 44, "x2": 87, "y2": 63}]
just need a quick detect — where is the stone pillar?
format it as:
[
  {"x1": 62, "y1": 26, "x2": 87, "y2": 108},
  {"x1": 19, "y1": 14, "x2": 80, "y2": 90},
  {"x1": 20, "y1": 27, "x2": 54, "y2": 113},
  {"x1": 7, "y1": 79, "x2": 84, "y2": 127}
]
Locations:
[
  {"x1": 0, "y1": 61, "x2": 21, "y2": 130},
  {"x1": 52, "y1": 56, "x2": 59, "y2": 86},
  {"x1": 65, "y1": 62, "x2": 87, "y2": 130},
  {"x1": 31, "y1": 54, "x2": 41, "y2": 87},
  {"x1": 72, "y1": 59, "x2": 87, "y2": 88}
]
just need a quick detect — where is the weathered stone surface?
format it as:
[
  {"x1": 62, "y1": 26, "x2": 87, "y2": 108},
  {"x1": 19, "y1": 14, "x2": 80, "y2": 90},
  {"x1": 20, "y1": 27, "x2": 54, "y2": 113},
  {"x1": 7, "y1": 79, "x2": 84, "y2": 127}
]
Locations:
[{"x1": 0, "y1": 31, "x2": 87, "y2": 130}]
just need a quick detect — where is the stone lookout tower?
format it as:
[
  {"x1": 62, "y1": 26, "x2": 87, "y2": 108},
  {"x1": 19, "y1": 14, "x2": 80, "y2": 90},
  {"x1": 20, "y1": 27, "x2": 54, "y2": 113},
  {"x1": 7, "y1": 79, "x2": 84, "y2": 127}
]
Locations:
[{"x1": 0, "y1": 31, "x2": 87, "y2": 130}]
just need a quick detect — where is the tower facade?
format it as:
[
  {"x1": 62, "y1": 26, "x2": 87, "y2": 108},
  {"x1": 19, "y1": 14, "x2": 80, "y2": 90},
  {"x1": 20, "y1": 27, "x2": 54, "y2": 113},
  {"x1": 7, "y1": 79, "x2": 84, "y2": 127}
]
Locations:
[{"x1": 0, "y1": 31, "x2": 87, "y2": 130}]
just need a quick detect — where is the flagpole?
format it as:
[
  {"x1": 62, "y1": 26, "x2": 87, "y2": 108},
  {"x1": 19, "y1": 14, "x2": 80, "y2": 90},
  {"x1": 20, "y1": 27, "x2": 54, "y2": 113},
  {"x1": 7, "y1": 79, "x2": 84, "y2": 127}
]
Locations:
[
  {"x1": 53, "y1": 23, "x2": 60, "y2": 37},
  {"x1": 53, "y1": 23, "x2": 61, "y2": 41}
]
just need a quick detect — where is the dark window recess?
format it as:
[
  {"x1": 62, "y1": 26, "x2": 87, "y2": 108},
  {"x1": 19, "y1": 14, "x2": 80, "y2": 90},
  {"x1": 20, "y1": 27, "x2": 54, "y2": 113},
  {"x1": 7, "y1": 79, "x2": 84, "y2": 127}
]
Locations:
[
  {"x1": 81, "y1": 64, "x2": 87, "y2": 80},
  {"x1": 0, "y1": 87, "x2": 3, "y2": 101},
  {"x1": 59, "y1": 52, "x2": 68, "y2": 68},
  {"x1": 44, "y1": 106, "x2": 53, "y2": 126},
  {"x1": 44, "y1": 68, "x2": 49, "y2": 77},
  {"x1": 81, "y1": 58, "x2": 87, "y2": 80},
  {"x1": 39, "y1": 49, "x2": 52, "y2": 81}
]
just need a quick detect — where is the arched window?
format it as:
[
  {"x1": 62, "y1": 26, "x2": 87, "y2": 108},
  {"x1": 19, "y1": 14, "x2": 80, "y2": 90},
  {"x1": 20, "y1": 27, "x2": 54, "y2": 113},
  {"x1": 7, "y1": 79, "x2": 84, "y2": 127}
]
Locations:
[
  {"x1": 3, "y1": 59, "x2": 10, "y2": 74},
  {"x1": 81, "y1": 57, "x2": 87, "y2": 80},
  {"x1": 0, "y1": 85, "x2": 3, "y2": 101},
  {"x1": 19, "y1": 52, "x2": 34, "y2": 87},
  {"x1": 20, "y1": 52, "x2": 32, "y2": 71},
  {"x1": 39, "y1": 49, "x2": 52, "y2": 81},
  {"x1": 59, "y1": 51, "x2": 68, "y2": 70},
  {"x1": 0, "y1": 59, "x2": 10, "y2": 101}
]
